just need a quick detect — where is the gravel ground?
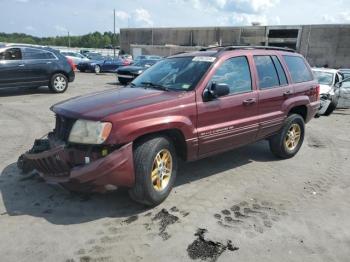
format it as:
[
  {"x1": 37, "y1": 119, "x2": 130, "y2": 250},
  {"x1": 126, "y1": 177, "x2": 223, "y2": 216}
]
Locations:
[{"x1": 0, "y1": 72, "x2": 350, "y2": 262}]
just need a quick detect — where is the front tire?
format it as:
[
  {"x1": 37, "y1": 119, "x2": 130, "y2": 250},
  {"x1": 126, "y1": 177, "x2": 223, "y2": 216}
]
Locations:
[
  {"x1": 94, "y1": 65, "x2": 101, "y2": 74},
  {"x1": 324, "y1": 96, "x2": 338, "y2": 116},
  {"x1": 269, "y1": 114, "x2": 305, "y2": 159},
  {"x1": 129, "y1": 136, "x2": 177, "y2": 206},
  {"x1": 49, "y1": 73, "x2": 68, "y2": 93}
]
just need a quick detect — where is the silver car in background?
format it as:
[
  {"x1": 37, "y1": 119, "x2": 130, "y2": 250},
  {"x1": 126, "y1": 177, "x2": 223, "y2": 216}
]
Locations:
[{"x1": 60, "y1": 51, "x2": 90, "y2": 66}]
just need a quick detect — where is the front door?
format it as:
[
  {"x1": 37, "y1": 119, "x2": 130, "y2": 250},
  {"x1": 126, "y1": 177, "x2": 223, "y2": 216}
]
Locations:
[
  {"x1": 196, "y1": 56, "x2": 259, "y2": 156},
  {"x1": 0, "y1": 47, "x2": 27, "y2": 88}
]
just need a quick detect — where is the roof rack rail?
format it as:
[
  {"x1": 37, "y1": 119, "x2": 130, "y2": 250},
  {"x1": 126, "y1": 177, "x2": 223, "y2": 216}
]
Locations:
[{"x1": 200, "y1": 45, "x2": 296, "y2": 53}]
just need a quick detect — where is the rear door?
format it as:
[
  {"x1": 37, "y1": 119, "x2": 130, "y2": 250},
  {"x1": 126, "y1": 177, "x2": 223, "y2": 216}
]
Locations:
[
  {"x1": 0, "y1": 47, "x2": 26, "y2": 88},
  {"x1": 22, "y1": 47, "x2": 56, "y2": 83},
  {"x1": 197, "y1": 55, "x2": 259, "y2": 156},
  {"x1": 253, "y1": 54, "x2": 293, "y2": 139}
]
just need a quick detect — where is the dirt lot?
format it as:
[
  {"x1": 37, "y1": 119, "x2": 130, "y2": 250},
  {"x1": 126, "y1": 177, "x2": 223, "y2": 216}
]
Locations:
[{"x1": 1, "y1": 72, "x2": 350, "y2": 262}]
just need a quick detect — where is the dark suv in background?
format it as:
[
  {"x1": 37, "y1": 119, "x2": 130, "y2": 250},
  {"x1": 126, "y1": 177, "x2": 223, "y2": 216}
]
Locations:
[{"x1": 0, "y1": 44, "x2": 75, "y2": 93}]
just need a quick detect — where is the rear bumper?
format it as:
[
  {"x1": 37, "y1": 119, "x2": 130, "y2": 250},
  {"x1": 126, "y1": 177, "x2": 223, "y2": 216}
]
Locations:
[
  {"x1": 23, "y1": 141, "x2": 135, "y2": 192},
  {"x1": 68, "y1": 70, "x2": 75, "y2": 82},
  {"x1": 306, "y1": 100, "x2": 321, "y2": 122},
  {"x1": 77, "y1": 64, "x2": 93, "y2": 71}
]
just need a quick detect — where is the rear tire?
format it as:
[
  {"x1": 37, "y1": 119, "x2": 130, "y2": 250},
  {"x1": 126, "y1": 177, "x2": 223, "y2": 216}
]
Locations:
[
  {"x1": 269, "y1": 114, "x2": 305, "y2": 159},
  {"x1": 48, "y1": 73, "x2": 68, "y2": 93},
  {"x1": 129, "y1": 136, "x2": 177, "y2": 206}
]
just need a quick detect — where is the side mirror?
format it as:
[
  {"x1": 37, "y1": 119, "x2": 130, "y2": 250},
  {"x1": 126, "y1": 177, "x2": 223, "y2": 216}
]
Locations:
[{"x1": 203, "y1": 82, "x2": 230, "y2": 101}]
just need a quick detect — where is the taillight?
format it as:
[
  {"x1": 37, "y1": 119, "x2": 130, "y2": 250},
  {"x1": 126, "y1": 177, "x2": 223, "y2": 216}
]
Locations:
[
  {"x1": 315, "y1": 84, "x2": 320, "y2": 100},
  {"x1": 67, "y1": 57, "x2": 76, "y2": 71}
]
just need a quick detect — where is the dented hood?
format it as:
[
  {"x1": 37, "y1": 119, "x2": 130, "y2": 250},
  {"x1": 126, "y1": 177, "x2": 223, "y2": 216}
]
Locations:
[{"x1": 52, "y1": 87, "x2": 179, "y2": 120}]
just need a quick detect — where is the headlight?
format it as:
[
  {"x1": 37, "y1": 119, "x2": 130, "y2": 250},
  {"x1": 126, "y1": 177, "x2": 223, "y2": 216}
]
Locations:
[
  {"x1": 68, "y1": 120, "x2": 112, "y2": 144},
  {"x1": 136, "y1": 70, "x2": 143, "y2": 75}
]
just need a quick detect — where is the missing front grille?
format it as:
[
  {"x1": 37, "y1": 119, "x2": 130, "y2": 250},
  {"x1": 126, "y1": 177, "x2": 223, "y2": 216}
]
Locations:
[{"x1": 54, "y1": 114, "x2": 76, "y2": 142}]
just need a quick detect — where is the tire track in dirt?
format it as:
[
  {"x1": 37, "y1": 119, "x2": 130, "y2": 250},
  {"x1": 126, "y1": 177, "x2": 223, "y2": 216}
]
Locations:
[
  {"x1": 301, "y1": 128, "x2": 345, "y2": 199},
  {"x1": 68, "y1": 207, "x2": 190, "y2": 262}
]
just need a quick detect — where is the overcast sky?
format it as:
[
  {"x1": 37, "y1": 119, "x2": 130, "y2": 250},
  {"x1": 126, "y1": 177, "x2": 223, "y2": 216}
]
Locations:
[{"x1": 1, "y1": 0, "x2": 349, "y2": 36}]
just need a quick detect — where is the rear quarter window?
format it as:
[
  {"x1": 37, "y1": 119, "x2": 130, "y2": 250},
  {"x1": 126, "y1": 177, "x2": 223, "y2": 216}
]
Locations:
[{"x1": 283, "y1": 55, "x2": 313, "y2": 83}]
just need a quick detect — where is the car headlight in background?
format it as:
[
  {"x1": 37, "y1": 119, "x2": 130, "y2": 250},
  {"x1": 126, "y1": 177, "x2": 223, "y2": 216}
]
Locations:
[
  {"x1": 68, "y1": 120, "x2": 112, "y2": 144},
  {"x1": 136, "y1": 70, "x2": 143, "y2": 75}
]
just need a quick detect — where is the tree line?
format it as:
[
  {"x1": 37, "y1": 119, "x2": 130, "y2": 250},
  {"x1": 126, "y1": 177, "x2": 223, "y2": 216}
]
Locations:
[{"x1": 0, "y1": 31, "x2": 120, "y2": 48}]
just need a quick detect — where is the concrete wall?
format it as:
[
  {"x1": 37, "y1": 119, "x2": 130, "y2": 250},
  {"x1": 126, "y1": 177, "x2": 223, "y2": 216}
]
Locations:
[
  {"x1": 130, "y1": 44, "x2": 201, "y2": 57},
  {"x1": 121, "y1": 24, "x2": 350, "y2": 68},
  {"x1": 299, "y1": 25, "x2": 350, "y2": 68}
]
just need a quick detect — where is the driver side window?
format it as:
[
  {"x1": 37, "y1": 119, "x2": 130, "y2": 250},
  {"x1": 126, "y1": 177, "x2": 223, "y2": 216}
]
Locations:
[
  {"x1": 0, "y1": 48, "x2": 22, "y2": 61},
  {"x1": 210, "y1": 56, "x2": 252, "y2": 95}
]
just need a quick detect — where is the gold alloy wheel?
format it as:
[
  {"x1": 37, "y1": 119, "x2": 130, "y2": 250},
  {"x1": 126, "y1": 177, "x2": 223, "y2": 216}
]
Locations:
[
  {"x1": 285, "y1": 123, "x2": 301, "y2": 151},
  {"x1": 151, "y1": 149, "x2": 173, "y2": 191}
]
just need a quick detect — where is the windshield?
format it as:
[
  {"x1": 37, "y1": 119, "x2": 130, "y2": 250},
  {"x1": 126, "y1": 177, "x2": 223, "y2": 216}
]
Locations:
[
  {"x1": 134, "y1": 60, "x2": 158, "y2": 67},
  {"x1": 131, "y1": 56, "x2": 214, "y2": 91},
  {"x1": 87, "y1": 53, "x2": 104, "y2": 60},
  {"x1": 343, "y1": 73, "x2": 350, "y2": 79},
  {"x1": 313, "y1": 71, "x2": 334, "y2": 86}
]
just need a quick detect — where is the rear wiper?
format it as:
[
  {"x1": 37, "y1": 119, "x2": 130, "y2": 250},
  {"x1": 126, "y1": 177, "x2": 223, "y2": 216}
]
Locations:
[{"x1": 141, "y1": 81, "x2": 169, "y2": 91}]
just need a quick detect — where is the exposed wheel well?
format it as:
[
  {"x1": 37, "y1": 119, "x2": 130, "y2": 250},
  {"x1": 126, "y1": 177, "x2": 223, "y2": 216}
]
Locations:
[
  {"x1": 133, "y1": 129, "x2": 187, "y2": 161},
  {"x1": 288, "y1": 105, "x2": 307, "y2": 121},
  {"x1": 50, "y1": 71, "x2": 69, "y2": 81}
]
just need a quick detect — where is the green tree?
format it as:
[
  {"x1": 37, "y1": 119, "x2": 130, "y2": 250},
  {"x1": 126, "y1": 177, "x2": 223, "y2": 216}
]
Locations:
[{"x1": 0, "y1": 31, "x2": 120, "y2": 48}]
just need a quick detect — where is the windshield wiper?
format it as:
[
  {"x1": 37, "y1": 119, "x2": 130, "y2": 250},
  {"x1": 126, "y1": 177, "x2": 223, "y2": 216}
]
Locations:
[{"x1": 141, "y1": 81, "x2": 169, "y2": 91}]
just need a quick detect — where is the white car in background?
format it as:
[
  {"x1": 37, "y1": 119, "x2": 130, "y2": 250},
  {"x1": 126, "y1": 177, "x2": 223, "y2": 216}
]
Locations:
[
  {"x1": 339, "y1": 69, "x2": 350, "y2": 108},
  {"x1": 312, "y1": 68, "x2": 343, "y2": 116},
  {"x1": 60, "y1": 51, "x2": 90, "y2": 66}
]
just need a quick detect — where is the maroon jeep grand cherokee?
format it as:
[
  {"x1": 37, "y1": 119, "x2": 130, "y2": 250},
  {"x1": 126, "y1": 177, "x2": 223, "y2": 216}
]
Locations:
[{"x1": 19, "y1": 46, "x2": 320, "y2": 206}]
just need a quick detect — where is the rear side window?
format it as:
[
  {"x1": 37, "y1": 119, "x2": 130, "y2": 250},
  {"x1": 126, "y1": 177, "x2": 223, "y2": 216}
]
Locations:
[
  {"x1": 283, "y1": 55, "x2": 313, "y2": 83},
  {"x1": 0, "y1": 48, "x2": 22, "y2": 60},
  {"x1": 254, "y1": 56, "x2": 280, "y2": 89},
  {"x1": 23, "y1": 48, "x2": 56, "y2": 60},
  {"x1": 271, "y1": 56, "x2": 288, "y2": 85},
  {"x1": 210, "y1": 56, "x2": 252, "y2": 95}
]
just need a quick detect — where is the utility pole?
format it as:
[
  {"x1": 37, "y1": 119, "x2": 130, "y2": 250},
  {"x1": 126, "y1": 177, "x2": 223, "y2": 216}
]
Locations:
[
  {"x1": 113, "y1": 9, "x2": 116, "y2": 59},
  {"x1": 68, "y1": 31, "x2": 71, "y2": 49}
]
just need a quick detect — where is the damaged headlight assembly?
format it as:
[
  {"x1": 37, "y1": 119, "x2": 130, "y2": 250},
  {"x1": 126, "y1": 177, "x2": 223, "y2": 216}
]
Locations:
[{"x1": 68, "y1": 120, "x2": 112, "y2": 144}]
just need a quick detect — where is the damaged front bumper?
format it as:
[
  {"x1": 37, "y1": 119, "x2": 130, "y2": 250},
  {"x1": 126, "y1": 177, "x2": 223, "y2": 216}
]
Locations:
[
  {"x1": 18, "y1": 136, "x2": 135, "y2": 192},
  {"x1": 318, "y1": 94, "x2": 332, "y2": 115}
]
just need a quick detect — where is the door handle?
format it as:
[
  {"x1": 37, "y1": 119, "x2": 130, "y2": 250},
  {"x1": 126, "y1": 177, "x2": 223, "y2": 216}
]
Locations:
[
  {"x1": 242, "y1": 98, "x2": 257, "y2": 105},
  {"x1": 18, "y1": 64, "x2": 25, "y2": 67},
  {"x1": 283, "y1": 90, "x2": 294, "y2": 97}
]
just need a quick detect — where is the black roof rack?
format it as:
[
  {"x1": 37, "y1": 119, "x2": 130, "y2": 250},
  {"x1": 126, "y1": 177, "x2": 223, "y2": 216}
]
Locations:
[{"x1": 200, "y1": 45, "x2": 295, "y2": 53}]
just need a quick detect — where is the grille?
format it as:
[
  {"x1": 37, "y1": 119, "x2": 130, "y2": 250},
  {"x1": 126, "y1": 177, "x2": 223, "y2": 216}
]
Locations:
[
  {"x1": 54, "y1": 114, "x2": 76, "y2": 142},
  {"x1": 117, "y1": 70, "x2": 134, "y2": 75},
  {"x1": 28, "y1": 147, "x2": 72, "y2": 177}
]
